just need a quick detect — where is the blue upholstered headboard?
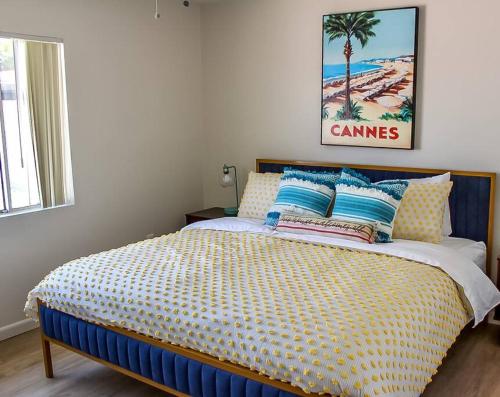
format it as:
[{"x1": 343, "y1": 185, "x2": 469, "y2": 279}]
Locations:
[{"x1": 257, "y1": 159, "x2": 496, "y2": 275}]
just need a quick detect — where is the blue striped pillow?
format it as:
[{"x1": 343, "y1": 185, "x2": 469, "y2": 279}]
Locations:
[
  {"x1": 331, "y1": 168, "x2": 409, "y2": 242},
  {"x1": 265, "y1": 168, "x2": 339, "y2": 227}
]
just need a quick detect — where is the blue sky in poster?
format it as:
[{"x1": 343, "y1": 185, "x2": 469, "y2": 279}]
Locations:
[{"x1": 323, "y1": 8, "x2": 416, "y2": 65}]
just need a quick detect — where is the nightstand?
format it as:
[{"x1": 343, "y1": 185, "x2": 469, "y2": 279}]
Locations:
[{"x1": 185, "y1": 207, "x2": 228, "y2": 225}]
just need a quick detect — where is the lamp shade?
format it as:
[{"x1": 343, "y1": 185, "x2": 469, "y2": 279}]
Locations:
[
  {"x1": 220, "y1": 173, "x2": 234, "y2": 187},
  {"x1": 219, "y1": 164, "x2": 239, "y2": 216}
]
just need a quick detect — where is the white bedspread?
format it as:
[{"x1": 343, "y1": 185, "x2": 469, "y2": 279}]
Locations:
[
  {"x1": 25, "y1": 218, "x2": 500, "y2": 397},
  {"x1": 184, "y1": 217, "x2": 500, "y2": 325}
]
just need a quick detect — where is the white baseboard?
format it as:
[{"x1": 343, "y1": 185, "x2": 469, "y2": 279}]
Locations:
[{"x1": 0, "y1": 318, "x2": 38, "y2": 342}]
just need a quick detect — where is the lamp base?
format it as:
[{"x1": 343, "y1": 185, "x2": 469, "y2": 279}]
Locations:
[{"x1": 224, "y1": 207, "x2": 238, "y2": 217}]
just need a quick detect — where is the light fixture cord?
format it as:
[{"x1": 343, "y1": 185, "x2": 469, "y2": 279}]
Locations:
[
  {"x1": 234, "y1": 168, "x2": 239, "y2": 208},
  {"x1": 154, "y1": 0, "x2": 160, "y2": 19}
]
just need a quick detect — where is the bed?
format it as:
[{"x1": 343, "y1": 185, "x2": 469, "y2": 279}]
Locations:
[{"x1": 25, "y1": 159, "x2": 500, "y2": 397}]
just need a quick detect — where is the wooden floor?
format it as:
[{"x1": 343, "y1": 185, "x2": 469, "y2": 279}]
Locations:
[{"x1": 1, "y1": 325, "x2": 499, "y2": 397}]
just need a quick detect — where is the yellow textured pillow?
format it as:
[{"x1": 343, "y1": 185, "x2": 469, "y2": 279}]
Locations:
[
  {"x1": 393, "y1": 182, "x2": 453, "y2": 243},
  {"x1": 238, "y1": 172, "x2": 282, "y2": 220}
]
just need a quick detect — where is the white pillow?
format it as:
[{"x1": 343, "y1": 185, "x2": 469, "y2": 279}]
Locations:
[
  {"x1": 407, "y1": 173, "x2": 452, "y2": 236},
  {"x1": 238, "y1": 172, "x2": 282, "y2": 220}
]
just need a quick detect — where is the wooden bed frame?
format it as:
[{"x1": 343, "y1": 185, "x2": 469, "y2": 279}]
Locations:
[
  {"x1": 38, "y1": 159, "x2": 496, "y2": 397},
  {"x1": 37, "y1": 298, "x2": 310, "y2": 397}
]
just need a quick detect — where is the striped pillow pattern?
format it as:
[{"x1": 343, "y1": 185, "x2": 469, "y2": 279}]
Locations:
[
  {"x1": 276, "y1": 214, "x2": 377, "y2": 244},
  {"x1": 332, "y1": 168, "x2": 409, "y2": 243},
  {"x1": 265, "y1": 168, "x2": 339, "y2": 227}
]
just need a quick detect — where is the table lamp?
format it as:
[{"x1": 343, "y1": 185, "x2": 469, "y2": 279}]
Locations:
[{"x1": 220, "y1": 164, "x2": 239, "y2": 216}]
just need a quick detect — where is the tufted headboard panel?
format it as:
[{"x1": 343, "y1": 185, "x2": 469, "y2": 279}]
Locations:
[{"x1": 257, "y1": 159, "x2": 496, "y2": 276}]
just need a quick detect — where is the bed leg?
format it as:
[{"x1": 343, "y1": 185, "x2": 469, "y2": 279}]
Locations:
[
  {"x1": 37, "y1": 299, "x2": 54, "y2": 378},
  {"x1": 41, "y1": 333, "x2": 54, "y2": 378}
]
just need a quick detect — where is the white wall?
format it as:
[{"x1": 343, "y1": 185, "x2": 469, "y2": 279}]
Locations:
[
  {"x1": 201, "y1": 0, "x2": 500, "y2": 282},
  {"x1": 0, "y1": 0, "x2": 203, "y2": 330}
]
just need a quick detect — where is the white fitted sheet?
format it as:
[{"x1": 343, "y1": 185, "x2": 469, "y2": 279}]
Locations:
[{"x1": 440, "y1": 237, "x2": 487, "y2": 273}]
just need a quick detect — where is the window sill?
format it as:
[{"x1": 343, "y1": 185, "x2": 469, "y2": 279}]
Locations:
[{"x1": 0, "y1": 202, "x2": 74, "y2": 219}]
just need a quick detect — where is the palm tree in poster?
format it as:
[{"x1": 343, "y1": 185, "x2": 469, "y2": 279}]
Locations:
[{"x1": 324, "y1": 12, "x2": 380, "y2": 120}]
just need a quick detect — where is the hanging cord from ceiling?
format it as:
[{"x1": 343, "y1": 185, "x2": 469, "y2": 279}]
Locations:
[
  {"x1": 154, "y1": 0, "x2": 160, "y2": 19},
  {"x1": 154, "y1": 0, "x2": 190, "y2": 20}
]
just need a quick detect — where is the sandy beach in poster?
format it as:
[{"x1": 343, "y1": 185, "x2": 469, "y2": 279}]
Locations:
[{"x1": 322, "y1": 58, "x2": 414, "y2": 148}]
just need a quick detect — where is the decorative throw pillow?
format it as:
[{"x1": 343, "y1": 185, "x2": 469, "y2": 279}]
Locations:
[
  {"x1": 265, "y1": 168, "x2": 339, "y2": 227},
  {"x1": 238, "y1": 172, "x2": 282, "y2": 220},
  {"x1": 276, "y1": 214, "x2": 377, "y2": 244},
  {"x1": 393, "y1": 182, "x2": 453, "y2": 243},
  {"x1": 382, "y1": 173, "x2": 452, "y2": 236},
  {"x1": 332, "y1": 168, "x2": 409, "y2": 243}
]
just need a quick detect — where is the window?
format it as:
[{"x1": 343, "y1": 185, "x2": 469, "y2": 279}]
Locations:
[{"x1": 0, "y1": 35, "x2": 73, "y2": 215}]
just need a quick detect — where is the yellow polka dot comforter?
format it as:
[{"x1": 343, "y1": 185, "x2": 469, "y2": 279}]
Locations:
[{"x1": 25, "y1": 228, "x2": 494, "y2": 397}]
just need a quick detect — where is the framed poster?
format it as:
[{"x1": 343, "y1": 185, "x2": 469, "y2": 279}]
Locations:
[{"x1": 321, "y1": 7, "x2": 419, "y2": 149}]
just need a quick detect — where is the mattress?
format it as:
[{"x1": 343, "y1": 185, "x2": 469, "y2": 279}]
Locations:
[{"x1": 25, "y1": 219, "x2": 500, "y2": 397}]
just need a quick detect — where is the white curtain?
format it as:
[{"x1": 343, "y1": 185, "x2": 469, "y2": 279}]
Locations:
[{"x1": 25, "y1": 40, "x2": 72, "y2": 208}]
